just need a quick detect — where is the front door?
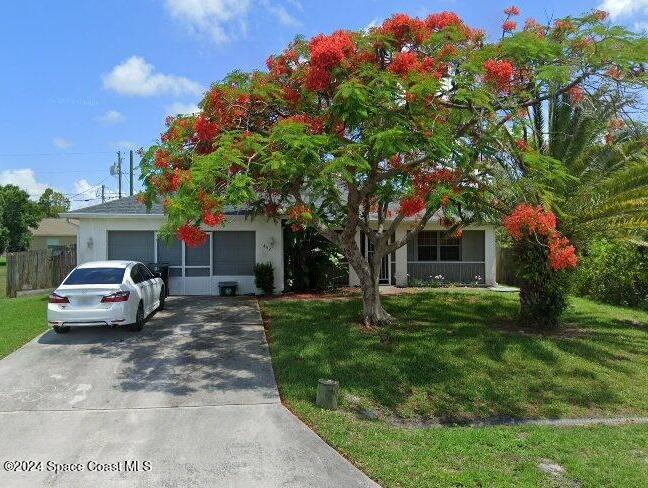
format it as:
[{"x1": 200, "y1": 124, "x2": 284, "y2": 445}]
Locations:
[{"x1": 365, "y1": 235, "x2": 390, "y2": 284}]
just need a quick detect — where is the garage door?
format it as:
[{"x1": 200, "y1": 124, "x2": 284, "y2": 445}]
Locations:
[{"x1": 107, "y1": 231, "x2": 154, "y2": 264}]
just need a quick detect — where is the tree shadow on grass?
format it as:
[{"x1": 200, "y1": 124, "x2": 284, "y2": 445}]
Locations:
[{"x1": 265, "y1": 290, "x2": 647, "y2": 421}]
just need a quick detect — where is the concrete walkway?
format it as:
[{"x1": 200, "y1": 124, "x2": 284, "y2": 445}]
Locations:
[{"x1": 0, "y1": 297, "x2": 377, "y2": 487}]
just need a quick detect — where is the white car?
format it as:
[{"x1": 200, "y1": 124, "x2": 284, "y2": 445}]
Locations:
[{"x1": 47, "y1": 261, "x2": 165, "y2": 333}]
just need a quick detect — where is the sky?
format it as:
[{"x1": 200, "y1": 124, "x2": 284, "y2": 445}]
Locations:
[{"x1": 0, "y1": 0, "x2": 646, "y2": 208}]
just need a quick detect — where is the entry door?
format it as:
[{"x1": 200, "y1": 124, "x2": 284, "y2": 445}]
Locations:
[
  {"x1": 365, "y1": 235, "x2": 390, "y2": 284},
  {"x1": 184, "y1": 234, "x2": 212, "y2": 295}
]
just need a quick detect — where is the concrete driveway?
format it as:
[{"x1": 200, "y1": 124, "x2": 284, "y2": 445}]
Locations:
[{"x1": 0, "y1": 297, "x2": 377, "y2": 488}]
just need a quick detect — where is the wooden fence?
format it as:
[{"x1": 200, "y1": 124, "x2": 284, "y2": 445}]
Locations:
[
  {"x1": 5, "y1": 247, "x2": 76, "y2": 298},
  {"x1": 496, "y1": 247, "x2": 520, "y2": 286}
]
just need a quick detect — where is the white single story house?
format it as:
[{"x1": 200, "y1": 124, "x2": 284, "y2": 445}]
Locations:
[{"x1": 63, "y1": 196, "x2": 496, "y2": 295}]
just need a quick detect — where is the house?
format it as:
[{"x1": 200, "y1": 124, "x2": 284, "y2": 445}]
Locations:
[
  {"x1": 29, "y1": 218, "x2": 79, "y2": 251},
  {"x1": 62, "y1": 196, "x2": 496, "y2": 295}
]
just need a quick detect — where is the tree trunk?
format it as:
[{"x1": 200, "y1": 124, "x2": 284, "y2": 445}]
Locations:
[
  {"x1": 344, "y1": 241, "x2": 394, "y2": 327},
  {"x1": 359, "y1": 274, "x2": 393, "y2": 327}
]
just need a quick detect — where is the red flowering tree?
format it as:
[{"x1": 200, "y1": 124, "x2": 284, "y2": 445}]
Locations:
[
  {"x1": 141, "y1": 7, "x2": 647, "y2": 326},
  {"x1": 504, "y1": 204, "x2": 577, "y2": 327}
]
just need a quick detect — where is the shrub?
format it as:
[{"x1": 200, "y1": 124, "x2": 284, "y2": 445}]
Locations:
[
  {"x1": 254, "y1": 262, "x2": 275, "y2": 295},
  {"x1": 571, "y1": 240, "x2": 648, "y2": 309}
]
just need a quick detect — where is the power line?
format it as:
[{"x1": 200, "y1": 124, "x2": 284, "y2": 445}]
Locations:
[{"x1": 0, "y1": 151, "x2": 117, "y2": 157}]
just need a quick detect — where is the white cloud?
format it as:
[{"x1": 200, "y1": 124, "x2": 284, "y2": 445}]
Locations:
[
  {"x1": 165, "y1": 101, "x2": 201, "y2": 116},
  {"x1": 259, "y1": 0, "x2": 301, "y2": 27},
  {"x1": 102, "y1": 56, "x2": 203, "y2": 97},
  {"x1": 95, "y1": 109, "x2": 125, "y2": 124},
  {"x1": 52, "y1": 137, "x2": 72, "y2": 149},
  {"x1": 165, "y1": 0, "x2": 251, "y2": 43},
  {"x1": 165, "y1": 0, "x2": 301, "y2": 42},
  {"x1": 73, "y1": 179, "x2": 96, "y2": 196},
  {"x1": 598, "y1": 0, "x2": 648, "y2": 19},
  {"x1": 0, "y1": 169, "x2": 51, "y2": 198}
]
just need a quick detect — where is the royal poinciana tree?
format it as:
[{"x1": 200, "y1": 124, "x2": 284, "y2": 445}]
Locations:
[{"x1": 141, "y1": 7, "x2": 647, "y2": 326}]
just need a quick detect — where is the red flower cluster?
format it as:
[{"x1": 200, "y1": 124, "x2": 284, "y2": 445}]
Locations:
[
  {"x1": 154, "y1": 149, "x2": 170, "y2": 169},
  {"x1": 425, "y1": 11, "x2": 463, "y2": 31},
  {"x1": 503, "y1": 204, "x2": 577, "y2": 271},
  {"x1": 593, "y1": 10, "x2": 608, "y2": 21},
  {"x1": 177, "y1": 224, "x2": 208, "y2": 248},
  {"x1": 194, "y1": 115, "x2": 220, "y2": 143},
  {"x1": 203, "y1": 211, "x2": 225, "y2": 227},
  {"x1": 568, "y1": 85, "x2": 584, "y2": 103},
  {"x1": 171, "y1": 168, "x2": 191, "y2": 191},
  {"x1": 388, "y1": 51, "x2": 444, "y2": 78},
  {"x1": 306, "y1": 30, "x2": 355, "y2": 91},
  {"x1": 502, "y1": 20, "x2": 517, "y2": 32},
  {"x1": 524, "y1": 18, "x2": 545, "y2": 36},
  {"x1": 483, "y1": 59, "x2": 514, "y2": 91},
  {"x1": 399, "y1": 196, "x2": 426, "y2": 217},
  {"x1": 504, "y1": 6, "x2": 520, "y2": 16},
  {"x1": 515, "y1": 139, "x2": 528, "y2": 151},
  {"x1": 382, "y1": 13, "x2": 426, "y2": 45}
]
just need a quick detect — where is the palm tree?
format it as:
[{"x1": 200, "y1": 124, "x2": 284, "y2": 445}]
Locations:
[{"x1": 518, "y1": 93, "x2": 648, "y2": 246}]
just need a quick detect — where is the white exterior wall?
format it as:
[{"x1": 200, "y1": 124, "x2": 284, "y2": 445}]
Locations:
[
  {"x1": 75, "y1": 215, "x2": 284, "y2": 295},
  {"x1": 347, "y1": 222, "x2": 497, "y2": 287}
]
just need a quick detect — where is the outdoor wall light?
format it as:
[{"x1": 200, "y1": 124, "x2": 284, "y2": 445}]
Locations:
[{"x1": 87, "y1": 237, "x2": 94, "y2": 249}]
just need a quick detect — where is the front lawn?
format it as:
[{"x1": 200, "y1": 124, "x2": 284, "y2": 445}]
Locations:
[
  {"x1": 262, "y1": 289, "x2": 648, "y2": 487},
  {"x1": 0, "y1": 294, "x2": 48, "y2": 359}
]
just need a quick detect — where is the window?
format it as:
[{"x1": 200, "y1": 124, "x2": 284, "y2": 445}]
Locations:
[
  {"x1": 415, "y1": 231, "x2": 462, "y2": 262},
  {"x1": 130, "y1": 265, "x2": 144, "y2": 284},
  {"x1": 213, "y1": 231, "x2": 255, "y2": 275},
  {"x1": 440, "y1": 233, "x2": 461, "y2": 261},
  {"x1": 417, "y1": 231, "x2": 437, "y2": 261},
  {"x1": 65, "y1": 268, "x2": 125, "y2": 285},
  {"x1": 140, "y1": 265, "x2": 155, "y2": 280}
]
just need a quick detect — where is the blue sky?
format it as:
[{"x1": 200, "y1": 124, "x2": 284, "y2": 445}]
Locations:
[{"x1": 0, "y1": 0, "x2": 646, "y2": 208}]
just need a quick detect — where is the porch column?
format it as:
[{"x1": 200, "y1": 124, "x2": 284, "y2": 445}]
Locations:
[
  {"x1": 394, "y1": 224, "x2": 408, "y2": 287},
  {"x1": 348, "y1": 230, "x2": 361, "y2": 286},
  {"x1": 484, "y1": 226, "x2": 497, "y2": 286}
]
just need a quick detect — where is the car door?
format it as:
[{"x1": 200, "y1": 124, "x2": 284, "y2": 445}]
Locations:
[
  {"x1": 140, "y1": 265, "x2": 160, "y2": 312},
  {"x1": 129, "y1": 264, "x2": 148, "y2": 312}
]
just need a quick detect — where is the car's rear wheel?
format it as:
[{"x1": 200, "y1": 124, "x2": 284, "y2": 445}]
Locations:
[
  {"x1": 53, "y1": 325, "x2": 70, "y2": 333},
  {"x1": 158, "y1": 288, "x2": 165, "y2": 311},
  {"x1": 130, "y1": 302, "x2": 145, "y2": 331}
]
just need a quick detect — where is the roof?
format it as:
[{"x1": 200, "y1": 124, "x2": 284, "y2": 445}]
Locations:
[
  {"x1": 31, "y1": 218, "x2": 79, "y2": 236},
  {"x1": 62, "y1": 196, "x2": 249, "y2": 218}
]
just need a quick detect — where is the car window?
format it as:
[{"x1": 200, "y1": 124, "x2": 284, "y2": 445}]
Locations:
[
  {"x1": 64, "y1": 268, "x2": 125, "y2": 285},
  {"x1": 130, "y1": 265, "x2": 143, "y2": 284},
  {"x1": 140, "y1": 265, "x2": 155, "y2": 280}
]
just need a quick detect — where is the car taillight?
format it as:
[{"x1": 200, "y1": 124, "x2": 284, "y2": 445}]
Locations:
[
  {"x1": 101, "y1": 291, "x2": 130, "y2": 303},
  {"x1": 48, "y1": 293, "x2": 69, "y2": 304}
]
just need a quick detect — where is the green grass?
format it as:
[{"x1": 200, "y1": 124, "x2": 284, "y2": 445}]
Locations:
[
  {"x1": 262, "y1": 289, "x2": 648, "y2": 487},
  {"x1": 0, "y1": 294, "x2": 48, "y2": 359}
]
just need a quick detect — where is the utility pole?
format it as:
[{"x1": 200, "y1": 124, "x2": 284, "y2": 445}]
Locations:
[
  {"x1": 117, "y1": 151, "x2": 122, "y2": 199},
  {"x1": 101, "y1": 185, "x2": 105, "y2": 204},
  {"x1": 129, "y1": 150, "x2": 134, "y2": 196}
]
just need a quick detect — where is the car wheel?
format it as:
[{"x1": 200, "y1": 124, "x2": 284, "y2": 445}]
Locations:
[
  {"x1": 53, "y1": 325, "x2": 71, "y2": 333},
  {"x1": 130, "y1": 302, "x2": 145, "y2": 331},
  {"x1": 158, "y1": 289, "x2": 165, "y2": 311}
]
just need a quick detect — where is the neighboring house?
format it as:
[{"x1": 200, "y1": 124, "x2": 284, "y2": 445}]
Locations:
[
  {"x1": 62, "y1": 196, "x2": 496, "y2": 296},
  {"x1": 30, "y1": 218, "x2": 79, "y2": 251}
]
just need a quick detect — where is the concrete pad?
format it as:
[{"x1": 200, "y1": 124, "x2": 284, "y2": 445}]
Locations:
[{"x1": 0, "y1": 297, "x2": 377, "y2": 487}]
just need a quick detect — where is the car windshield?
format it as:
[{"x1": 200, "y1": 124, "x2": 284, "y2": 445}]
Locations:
[{"x1": 64, "y1": 267, "x2": 125, "y2": 285}]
